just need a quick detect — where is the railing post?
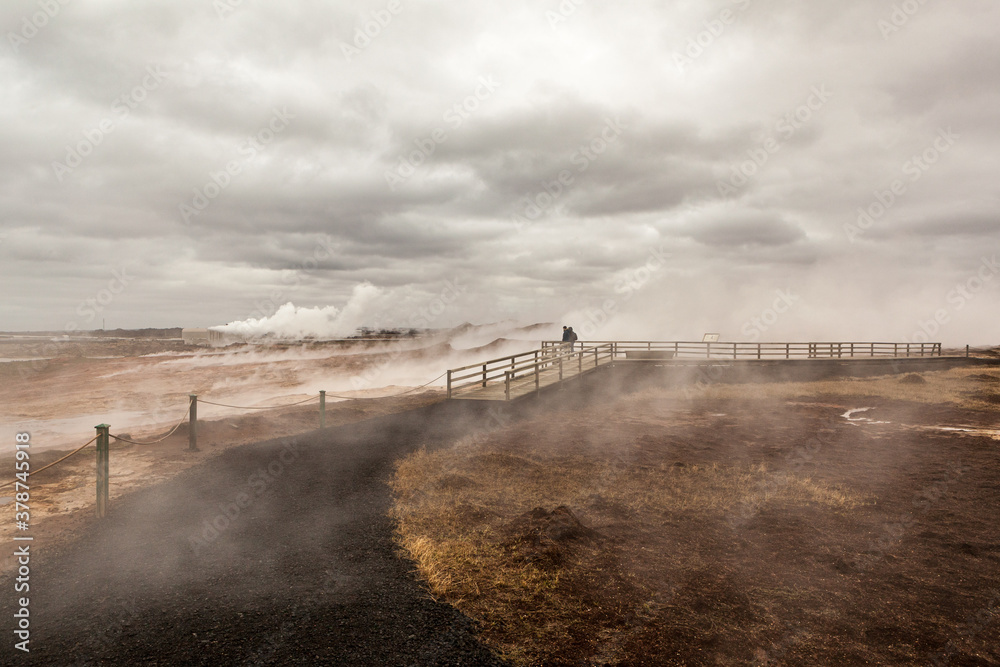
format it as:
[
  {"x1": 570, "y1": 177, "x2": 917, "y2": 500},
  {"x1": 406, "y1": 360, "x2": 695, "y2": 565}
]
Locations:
[
  {"x1": 906, "y1": 343, "x2": 911, "y2": 358},
  {"x1": 559, "y1": 355, "x2": 564, "y2": 380},
  {"x1": 594, "y1": 347, "x2": 598, "y2": 367},
  {"x1": 786, "y1": 343, "x2": 790, "y2": 359},
  {"x1": 757, "y1": 343, "x2": 761, "y2": 360},
  {"x1": 188, "y1": 394, "x2": 198, "y2": 452},
  {"x1": 535, "y1": 363, "x2": 540, "y2": 394},
  {"x1": 95, "y1": 424, "x2": 110, "y2": 518},
  {"x1": 319, "y1": 390, "x2": 326, "y2": 428},
  {"x1": 447, "y1": 370, "x2": 452, "y2": 398},
  {"x1": 578, "y1": 350, "x2": 583, "y2": 373},
  {"x1": 505, "y1": 371, "x2": 511, "y2": 401},
  {"x1": 706, "y1": 342, "x2": 712, "y2": 359},
  {"x1": 966, "y1": 344, "x2": 970, "y2": 358},
  {"x1": 482, "y1": 364, "x2": 487, "y2": 388},
  {"x1": 733, "y1": 343, "x2": 737, "y2": 360}
]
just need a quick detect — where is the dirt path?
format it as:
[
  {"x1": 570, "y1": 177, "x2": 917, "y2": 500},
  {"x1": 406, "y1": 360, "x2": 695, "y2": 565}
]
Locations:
[{"x1": 0, "y1": 401, "x2": 509, "y2": 666}]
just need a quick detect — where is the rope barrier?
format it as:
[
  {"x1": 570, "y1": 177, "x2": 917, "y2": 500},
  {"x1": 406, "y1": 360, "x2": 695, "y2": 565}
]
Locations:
[
  {"x1": 198, "y1": 394, "x2": 320, "y2": 410},
  {"x1": 111, "y1": 404, "x2": 192, "y2": 446},
  {"x1": 197, "y1": 372, "x2": 447, "y2": 406},
  {"x1": 0, "y1": 436, "x2": 98, "y2": 489},
  {"x1": 2, "y1": 371, "x2": 448, "y2": 488},
  {"x1": 320, "y1": 372, "x2": 448, "y2": 400}
]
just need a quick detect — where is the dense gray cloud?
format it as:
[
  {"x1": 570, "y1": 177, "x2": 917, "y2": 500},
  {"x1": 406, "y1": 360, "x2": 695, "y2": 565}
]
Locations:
[{"x1": 1, "y1": 0, "x2": 998, "y2": 344}]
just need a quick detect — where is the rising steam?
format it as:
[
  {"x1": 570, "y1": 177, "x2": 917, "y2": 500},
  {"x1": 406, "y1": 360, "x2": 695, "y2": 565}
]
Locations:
[{"x1": 212, "y1": 283, "x2": 384, "y2": 339}]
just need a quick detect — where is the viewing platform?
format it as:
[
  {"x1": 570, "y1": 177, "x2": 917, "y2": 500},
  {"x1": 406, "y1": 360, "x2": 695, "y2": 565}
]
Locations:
[{"x1": 446, "y1": 340, "x2": 949, "y2": 402}]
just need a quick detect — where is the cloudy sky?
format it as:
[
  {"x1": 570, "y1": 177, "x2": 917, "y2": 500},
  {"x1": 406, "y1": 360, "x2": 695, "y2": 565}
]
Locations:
[{"x1": 2, "y1": 0, "x2": 998, "y2": 344}]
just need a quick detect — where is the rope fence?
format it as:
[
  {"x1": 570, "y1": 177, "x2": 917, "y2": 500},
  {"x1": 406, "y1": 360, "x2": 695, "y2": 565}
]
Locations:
[
  {"x1": 0, "y1": 436, "x2": 98, "y2": 490},
  {"x1": 197, "y1": 395, "x2": 320, "y2": 410},
  {"x1": 3, "y1": 372, "x2": 448, "y2": 515}
]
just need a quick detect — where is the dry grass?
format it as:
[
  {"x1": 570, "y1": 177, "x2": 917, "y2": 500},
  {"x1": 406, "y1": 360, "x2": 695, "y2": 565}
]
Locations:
[
  {"x1": 658, "y1": 366, "x2": 1000, "y2": 408},
  {"x1": 391, "y1": 432, "x2": 862, "y2": 663},
  {"x1": 390, "y1": 365, "x2": 1000, "y2": 664}
]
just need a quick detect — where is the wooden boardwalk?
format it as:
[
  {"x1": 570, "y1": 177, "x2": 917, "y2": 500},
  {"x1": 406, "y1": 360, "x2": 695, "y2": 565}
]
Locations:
[
  {"x1": 448, "y1": 346, "x2": 613, "y2": 401},
  {"x1": 446, "y1": 340, "x2": 946, "y2": 402}
]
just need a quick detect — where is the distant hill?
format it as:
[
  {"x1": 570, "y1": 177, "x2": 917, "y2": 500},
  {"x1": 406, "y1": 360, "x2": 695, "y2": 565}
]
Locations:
[{"x1": 0, "y1": 328, "x2": 182, "y2": 338}]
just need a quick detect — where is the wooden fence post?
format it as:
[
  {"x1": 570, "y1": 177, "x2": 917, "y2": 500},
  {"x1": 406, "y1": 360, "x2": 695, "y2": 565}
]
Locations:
[
  {"x1": 95, "y1": 424, "x2": 110, "y2": 518},
  {"x1": 188, "y1": 394, "x2": 198, "y2": 452},
  {"x1": 319, "y1": 390, "x2": 326, "y2": 428}
]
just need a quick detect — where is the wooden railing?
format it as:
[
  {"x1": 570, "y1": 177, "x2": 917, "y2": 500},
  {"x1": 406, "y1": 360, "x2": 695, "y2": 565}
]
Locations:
[
  {"x1": 447, "y1": 343, "x2": 614, "y2": 398},
  {"x1": 539, "y1": 340, "x2": 943, "y2": 361}
]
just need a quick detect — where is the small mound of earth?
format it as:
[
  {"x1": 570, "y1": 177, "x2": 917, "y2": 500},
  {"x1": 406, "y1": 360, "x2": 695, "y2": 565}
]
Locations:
[
  {"x1": 899, "y1": 374, "x2": 927, "y2": 385},
  {"x1": 502, "y1": 506, "x2": 597, "y2": 567}
]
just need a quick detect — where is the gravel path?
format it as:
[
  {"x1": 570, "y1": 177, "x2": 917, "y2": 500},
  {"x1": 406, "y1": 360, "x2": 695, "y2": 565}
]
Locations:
[{"x1": 2, "y1": 401, "x2": 510, "y2": 666}]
